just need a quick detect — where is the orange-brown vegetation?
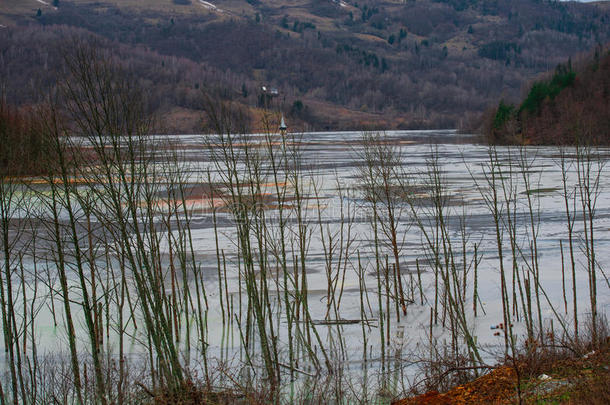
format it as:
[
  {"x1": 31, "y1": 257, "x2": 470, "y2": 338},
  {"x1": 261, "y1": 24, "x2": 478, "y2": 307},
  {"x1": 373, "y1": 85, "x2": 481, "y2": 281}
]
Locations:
[{"x1": 0, "y1": 101, "x2": 54, "y2": 176}]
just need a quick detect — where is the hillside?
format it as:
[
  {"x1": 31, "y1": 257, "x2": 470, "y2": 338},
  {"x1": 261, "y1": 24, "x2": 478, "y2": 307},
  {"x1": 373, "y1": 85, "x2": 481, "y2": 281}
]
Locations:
[
  {"x1": 484, "y1": 46, "x2": 610, "y2": 145},
  {"x1": 1, "y1": 0, "x2": 609, "y2": 131}
]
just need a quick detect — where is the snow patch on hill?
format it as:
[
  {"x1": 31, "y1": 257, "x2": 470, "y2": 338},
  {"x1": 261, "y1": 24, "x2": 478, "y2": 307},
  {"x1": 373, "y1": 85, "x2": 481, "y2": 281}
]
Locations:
[{"x1": 198, "y1": 0, "x2": 222, "y2": 12}]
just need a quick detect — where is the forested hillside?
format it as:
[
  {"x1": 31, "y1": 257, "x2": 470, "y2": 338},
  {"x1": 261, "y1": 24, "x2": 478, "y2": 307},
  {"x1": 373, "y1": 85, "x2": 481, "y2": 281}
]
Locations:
[
  {"x1": 484, "y1": 46, "x2": 610, "y2": 145},
  {"x1": 1, "y1": 0, "x2": 609, "y2": 131}
]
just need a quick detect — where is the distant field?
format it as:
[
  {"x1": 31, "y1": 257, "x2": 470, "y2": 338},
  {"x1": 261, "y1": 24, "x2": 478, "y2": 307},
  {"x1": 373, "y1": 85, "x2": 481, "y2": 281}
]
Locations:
[
  {"x1": 0, "y1": 0, "x2": 263, "y2": 19},
  {"x1": 0, "y1": 0, "x2": 42, "y2": 25}
]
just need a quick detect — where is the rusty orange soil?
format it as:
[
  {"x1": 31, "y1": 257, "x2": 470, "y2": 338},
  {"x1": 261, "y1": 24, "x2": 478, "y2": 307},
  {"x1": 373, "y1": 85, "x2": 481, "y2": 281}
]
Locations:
[
  {"x1": 393, "y1": 341, "x2": 610, "y2": 405},
  {"x1": 393, "y1": 366, "x2": 517, "y2": 405}
]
